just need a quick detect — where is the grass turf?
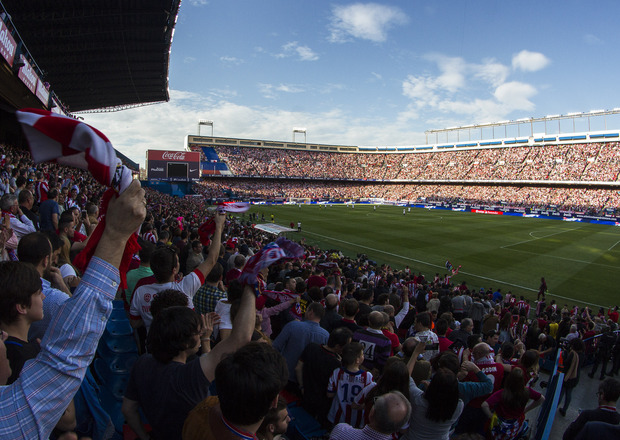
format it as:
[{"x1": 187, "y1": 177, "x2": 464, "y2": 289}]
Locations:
[{"x1": 245, "y1": 204, "x2": 620, "y2": 309}]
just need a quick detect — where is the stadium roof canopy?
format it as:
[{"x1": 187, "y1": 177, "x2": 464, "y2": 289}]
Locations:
[{"x1": 1, "y1": 0, "x2": 181, "y2": 113}]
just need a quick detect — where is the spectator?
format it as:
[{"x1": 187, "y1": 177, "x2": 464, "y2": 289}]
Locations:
[
  {"x1": 18, "y1": 189, "x2": 39, "y2": 230},
  {"x1": 563, "y1": 377, "x2": 620, "y2": 440},
  {"x1": 1, "y1": 193, "x2": 36, "y2": 239},
  {"x1": 273, "y1": 302, "x2": 329, "y2": 394},
  {"x1": 353, "y1": 310, "x2": 392, "y2": 374},
  {"x1": 38, "y1": 188, "x2": 61, "y2": 232},
  {"x1": 194, "y1": 263, "x2": 227, "y2": 315},
  {"x1": 182, "y1": 343, "x2": 288, "y2": 439},
  {"x1": 330, "y1": 391, "x2": 411, "y2": 440},
  {"x1": 256, "y1": 397, "x2": 291, "y2": 440},
  {"x1": 559, "y1": 338, "x2": 585, "y2": 417},
  {"x1": 0, "y1": 179, "x2": 145, "y2": 439},
  {"x1": 296, "y1": 327, "x2": 352, "y2": 428},
  {"x1": 123, "y1": 241, "x2": 155, "y2": 308}
]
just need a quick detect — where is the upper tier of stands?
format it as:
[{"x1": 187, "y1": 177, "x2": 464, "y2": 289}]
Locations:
[{"x1": 190, "y1": 142, "x2": 620, "y2": 184}]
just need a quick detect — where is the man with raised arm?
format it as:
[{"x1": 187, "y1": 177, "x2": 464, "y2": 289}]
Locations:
[
  {"x1": 0, "y1": 179, "x2": 146, "y2": 440},
  {"x1": 129, "y1": 212, "x2": 225, "y2": 332}
]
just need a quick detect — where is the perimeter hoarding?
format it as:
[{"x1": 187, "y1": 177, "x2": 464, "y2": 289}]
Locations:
[{"x1": 147, "y1": 150, "x2": 201, "y2": 182}]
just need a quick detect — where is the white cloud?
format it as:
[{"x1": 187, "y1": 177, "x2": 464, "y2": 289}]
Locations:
[
  {"x1": 258, "y1": 83, "x2": 305, "y2": 99},
  {"x1": 328, "y1": 3, "x2": 408, "y2": 43},
  {"x1": 81, "y1": 89, "x2": 427, "y2": 166},
  {"x1": 584, "y1": 34, "x2": 603, "y2": 45},
  {"x1": 401, "y1": 55, "x2": 539, "y2": 122},
  {"x1": 512, "y1": 50, "x2": 550, "y2": 72},
  {"x1": 188, "y1": 0, "x2": 207, "y2": 6},
  {"x1": 370, "y1": 72, "x2": 382, "y2": 80},
  {"x1": 220, "y1": 56, "x2": 244, "y2": 65},
  {"x1": 276, "y1": 42, "x2": 319, "y2": 61},
  {"x1": 184, "y1": 56, "x2": 196, "y2": 64}
]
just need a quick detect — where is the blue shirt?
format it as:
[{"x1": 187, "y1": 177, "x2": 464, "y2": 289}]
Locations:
[
  {"x1": 29, "y1": 278, "x2": 70, "y2": 342},
  {"x1": 273, "y1": 320, "x2": 329, "y2": 383},
  {"x1": 38, "y1": 199, "x2": 61, "y2": 232},
  {"x1": 0, "y1": 257, "x2": 119, "y2": 440}
]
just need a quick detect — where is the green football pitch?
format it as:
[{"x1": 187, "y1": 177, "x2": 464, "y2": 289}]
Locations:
[{"x1": 245, "y1": 204, "x2": 620, "y2": 310}]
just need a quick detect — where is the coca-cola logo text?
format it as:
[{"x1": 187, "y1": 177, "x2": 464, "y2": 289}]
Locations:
[
  {"x1": 162, "y1": 151, "x2": 186, "y2": 160},
  {"x1": 0, "y1": 23, "x2": 17, "y2": 64}
]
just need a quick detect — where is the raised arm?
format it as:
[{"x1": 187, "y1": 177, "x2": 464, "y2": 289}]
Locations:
[
  {"x1": 200, "y1": 284, "x2": 255, "y2": 382},
  {"x1": 0, "y1": 180, "x2": 146, "y2": 439},
  {"x1": 194, "y1": 212, "x2": 225, "y2": 279}
]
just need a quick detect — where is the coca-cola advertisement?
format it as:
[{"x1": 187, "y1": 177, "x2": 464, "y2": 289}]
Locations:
[{"x1": 147, "y1": 150, "x2": 200, "y2": 181}]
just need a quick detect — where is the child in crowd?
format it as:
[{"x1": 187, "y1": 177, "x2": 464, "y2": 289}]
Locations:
[{"x1": 327, "y1": 342, "x2": 374, "y2": 429}]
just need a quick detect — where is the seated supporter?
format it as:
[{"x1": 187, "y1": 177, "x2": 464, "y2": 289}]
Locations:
[{"x1": 255, "y1": 397, "x2": 291, "y2": 440}]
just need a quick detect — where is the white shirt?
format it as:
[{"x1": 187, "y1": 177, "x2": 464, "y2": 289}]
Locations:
[{"x1": 130, "y1": 270, "x2": 205, "y2": 331}]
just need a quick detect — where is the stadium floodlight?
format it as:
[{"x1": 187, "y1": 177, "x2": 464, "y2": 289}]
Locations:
[
  {"x1": 496, "y1": 120, "x2": 510, "y2": 124},
  {"x1": 567, "y1": 112, "x2": 581, "y2": 116},
  {"x1": 198, "y1": 120, "x2": 213, "y2": 136},
  {"x1": 545, "y1": 114, "x2": 560, "y2": 118},
  {"x1": 516, "y1": 117, "x2": 531, "y2": 122},
  {"x1": 589, "y1": 109, "x2": 604, "y2": 113},
  {"x1": 293, "y1": 128, "x2": 307, "y2": 143},
  {"x1": 613, "y1": 108, "x2": 620, "y2": 112}
]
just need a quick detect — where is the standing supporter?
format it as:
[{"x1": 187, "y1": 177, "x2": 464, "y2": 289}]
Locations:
[
  {"x1": 194, "y1": 263, "x2": 227, "y2": 314},
  {"x1": 224, "y1": 254, "x2": 245, "y2": 284},
  {"x1": 356, "y1": 289, "x2": 374, "y2": 326},
  {"x1": 559, "y1": 338, "x2": 585, "y2": 417},
  {"x1": 1, "y1": 193, "x2": 36, "y2": 239},
  {"x1": 481, "y1": 368, "x2": 545, "y2": 439},
  {"x1": 296, "y1": 327, "x2": 352, "y2": 428},
  {"x1": 185, "y1": 240, "x2": 205, "y2": 274},
  {"x1": 588, "y1": 326, "x2": 617, "y2": 380},
  {"x1": 123, "y1": 277, "x2": 255, "y2": 440},
  {"x1": 330, "y1": 391, "x2": 411, "y2": 440},
  {"x1": 404, "y1": 368, "x2": 464, "y2": 440},
  {"x1": 353, "y1": 310, "x2": 392, "y2": 374},
  {"x1": 273, "y1": 301, "x2": 329, "y2": 394},
  {"x1": 449, "y1": 317, "x2": 474, "y2": 347},
  {"x1": 256, "y1": 397, "x2": 291, "y2": 440},
  {"x1": 608, "y1": 306, "x2": 619, "y2": 324},
  {"x1": 18, "y1": 190, "x2": 39, "y2": 230},
  {"x1": 563, "y1": 377, "x2": 620, "y2": 440},
  {"x1": 140, "y1": 222, "x2": 157, "y2": 244},
  {"x1": 331, "y1": 298, "x2": 362, "y2": 333},
  {"x1": 182, "y1": 343, "x2": 288, "y2": 440},
  {"x1": 129, "y1": 213, "x2": 224, "y2": 332},
  {"x1": 456, "y1": 342, "x2": 511, "y2": 435},
  {"x1": 327, "y1": 342, "x2": 374, "y2": 428},
  {"x1": 0, "y1": 179, "x2": 146, "y2": 440},
  {"x1": 123, "y1": 241, "x2": 155, "y2": 308},
  {"x1": 320, "y1": 293, "x2": 342, "y2": 333},
  {"x1": 17, "y1": 233, "x2": 71, "y2": 342},
  {"x1": 38, "y1": 188, "x2": 61, "y2": 232},
  {"x1": 408, "y1": 312, "x2": 439, "y2": 361}
]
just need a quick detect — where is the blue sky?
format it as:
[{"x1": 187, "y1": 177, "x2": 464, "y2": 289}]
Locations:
[{"x1": 84, "y1": 1, "x2": 620, "y2": 166}]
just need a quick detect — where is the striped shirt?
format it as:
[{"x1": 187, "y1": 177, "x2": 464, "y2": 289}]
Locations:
[
  {"x1": 327, "y1": 367, "x2": 374, "y2": 428},
  {"x1": 0, "y1": 257, "x2": 119, "y2": 440}
]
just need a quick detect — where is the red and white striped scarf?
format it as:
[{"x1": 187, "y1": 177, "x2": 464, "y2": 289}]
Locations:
[{"x1": 16, "y1": 108, "x2": 137, "y2": 287}]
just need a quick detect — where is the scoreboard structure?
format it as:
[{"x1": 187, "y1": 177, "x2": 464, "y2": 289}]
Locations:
[{"x1": 147, "y1": 150, "x2": 201, "y2": 182}]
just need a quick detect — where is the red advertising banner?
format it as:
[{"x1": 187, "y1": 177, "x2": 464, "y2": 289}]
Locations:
[
  {"x1": 147, "y1": 150, "x2": 200, "y2": 162},
  {"x1": 35, "y1": 80, "x2": 49, "y2": 106},
  {"x1": 0, "y1": 20, "x2": 17, "y2": 66},
  {"x1": 147, "y1": 150, "x2": 201, "y2": 181},
  {"x1": 472, "y1": 209, "x2": 503, "y2": 215},
  {"x1": 17, "y1": 55, "x2": 38, "y2": 94}
]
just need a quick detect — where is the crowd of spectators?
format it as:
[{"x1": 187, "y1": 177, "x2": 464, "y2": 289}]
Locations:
[
  {"x1": 1, "y1": 140, "x2": 619, "y2": 440},
  {"x1": 211, "y1": 142, "x2": 620, "y2": 183},
  {"x1": 195, "y1": 178, "x2": 620, "y2": 215}
]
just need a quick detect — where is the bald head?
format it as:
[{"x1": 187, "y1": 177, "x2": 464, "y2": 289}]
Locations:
[
  {"x1": 325, "y1": 293, "x2": 339, "y2": 310},
  {"x1": 370, "y1": 391, "x2": 412, "y2": 434},
  {"x1": 472, "y1": 342, "x2": 491, "y2": 362},
  {"x1": 368, "y1": 311, "x2": 385, "y2": 329}
]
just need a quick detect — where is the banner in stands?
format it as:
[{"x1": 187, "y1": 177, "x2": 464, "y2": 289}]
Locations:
[
  {"x1": 0, "y1": 20, "x2": 17, "y2": 66},
  {"x1": 147, "y1": 150, "x2": 201, "y2": 182},
  {"x1": 17, "y1": 55, "x2": 38, "y2": 94}
]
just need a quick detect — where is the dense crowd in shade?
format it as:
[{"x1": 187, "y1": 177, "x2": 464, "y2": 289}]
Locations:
[
  {"x1": 195, "y1": 178, "x2": 620, "y2": 215},
  {"x1": 0, "y1": 142, "x2": 619, "y2": 440}
]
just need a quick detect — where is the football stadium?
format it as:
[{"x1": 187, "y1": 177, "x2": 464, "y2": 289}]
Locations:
[{"x1": 0, "y1": 2, "x2": 618, "y2": 440}]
